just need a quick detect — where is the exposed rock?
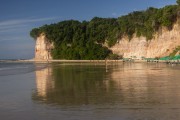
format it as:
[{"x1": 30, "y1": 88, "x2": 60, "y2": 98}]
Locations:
[
  {"x1": 35, "y1": 22, "x2": 180, "y2": 60},
  {"x1": 111, "y1": 22, "x2": 180, "y2": 59},
  {"x1": 35, "y1": 33, "x2": 53, "y2": 60}
]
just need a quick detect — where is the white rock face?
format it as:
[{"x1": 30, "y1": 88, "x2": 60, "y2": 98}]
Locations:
[
  {"x1": 35, "y1": 34, "x2": 53, "y2": 60},
  {"x1": 35, "y1": 22, "x2": 180, "y2": 60},
  {"x1": 111, "y1": 22, "x2": 180, "y2": 59}
]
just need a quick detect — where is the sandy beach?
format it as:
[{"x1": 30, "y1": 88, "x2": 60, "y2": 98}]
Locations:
[{"x1": 0, "y1": 59, "x2": 170, "y2": 64}]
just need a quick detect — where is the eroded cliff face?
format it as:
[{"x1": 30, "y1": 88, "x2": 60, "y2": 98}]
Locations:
[
  {"x1": 111, "y1": 22, "x2": 180, "y2": 59},
  {"x1": 35, "y1": 22, "x2": 180, "y2": 60},
  {"x1": 35, "y1": 33, "x2": 53, "y2": 60}
]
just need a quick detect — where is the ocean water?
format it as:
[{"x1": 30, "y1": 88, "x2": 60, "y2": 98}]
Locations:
[
  {"x1": 0, "y1": 62, "x2": 47, "y2": 76},
  {"x1": 0, "y1": 62, "x2": 180, "y2": 120}
]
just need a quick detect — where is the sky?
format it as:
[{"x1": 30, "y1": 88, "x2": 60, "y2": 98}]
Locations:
[{"x1": 0, "y1": 0, "x2": 177, "y2": 59}]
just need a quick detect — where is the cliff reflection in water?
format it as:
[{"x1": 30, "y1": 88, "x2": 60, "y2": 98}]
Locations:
[
  {"x1": 110, "y1": 63, "x2": 180, "y2": 106},
  {"x1": 33, "y1": 64, "x2": 120, "y2": 106},
  {"x1": 32, "y1": 63, "x2": 180, "y2": 108},
  {"x1": 35, "y1": 67, "x2": 55, "y2": 98}
]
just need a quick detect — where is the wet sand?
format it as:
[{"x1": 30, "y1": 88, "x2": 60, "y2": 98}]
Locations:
[
  {"x1": 1, "y1": 59, "x2": 167, "y2": 63},
  {"x1": 0, "y1": 62, "x2": 180, "y2": 120}
]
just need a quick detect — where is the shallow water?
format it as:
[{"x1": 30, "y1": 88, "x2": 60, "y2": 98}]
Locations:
[{"x1": 0, "y1": 62, "x2": 180, "y2": 120}]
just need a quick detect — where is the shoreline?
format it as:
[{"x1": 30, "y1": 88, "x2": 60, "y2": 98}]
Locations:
[
  {"x1": 0, "y1": 59, "x2": 168, "y2": 63},
  {"x1": 0, "y1": 59, "x2": 123, "y2": 63}
]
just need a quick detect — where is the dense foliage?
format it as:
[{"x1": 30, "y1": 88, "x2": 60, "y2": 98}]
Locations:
[
  {"x1": 177, "y1": 0, "x2": 180, "y2": 5},
  {"x1": 30, "y1": 2, "x2": 179, "y2": 60}
]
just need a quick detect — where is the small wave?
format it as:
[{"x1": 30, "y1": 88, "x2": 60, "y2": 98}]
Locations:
[
  {"x1": 0, "y1": 64, "x2": 34, "y2": 76},
  {"x1": 0, "y1": 66, "x2": 29, "y2": 71},
  {"x1": 0, "y1": 63, "x2": 48, "y2": 76}
]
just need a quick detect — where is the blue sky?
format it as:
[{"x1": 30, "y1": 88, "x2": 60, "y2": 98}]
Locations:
[{"x1": 0, "y1": 0, "x2": 176, "y2": 59}]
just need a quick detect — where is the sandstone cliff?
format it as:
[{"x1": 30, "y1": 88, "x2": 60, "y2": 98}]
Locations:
[
  {"x1": 111, "y1": 22, "x2": 180, "y2": 59},
  {"x1": 35, "y1": 33, "x2": 53, "y2": 60},
  {"x1": 35, "y1": 23, "x2": 180, "y2": 60}
]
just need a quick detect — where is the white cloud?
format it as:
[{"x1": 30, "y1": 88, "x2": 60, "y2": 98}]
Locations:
[
  {"x1": 0, "y1": 24, "x2": 29, "y2": 33},
  {"x1": 0, "y1": 17, "x2": 57, "y2": 27},
  {"x1": 0, "y1": 17, "x2": 58, "y2": 33},
  {"x1": 0, "y1": 36, "x2": 29, "y2": 42}
]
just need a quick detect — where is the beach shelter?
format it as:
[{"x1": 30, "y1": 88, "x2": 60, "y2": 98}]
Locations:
[
  {"x1": 159, "y1": 56, "x2": 171, "y2": 60},
  {"x1": 172, "y1": 55, "x2": 180, "y2": 60}
]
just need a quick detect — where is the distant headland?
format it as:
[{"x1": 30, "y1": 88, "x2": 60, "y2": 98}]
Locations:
[{"x1": 30, "y1": 0, "x2": 180, "y2": 61}]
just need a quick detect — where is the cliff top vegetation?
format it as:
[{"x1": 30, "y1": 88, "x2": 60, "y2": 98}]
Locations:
[{"x1": 30, "y1": 1, "x2": 180, "y2": 60}]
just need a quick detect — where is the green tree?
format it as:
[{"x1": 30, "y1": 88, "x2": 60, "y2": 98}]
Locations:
[
  {"x1": 30, "y1": 2, "x2": 178, "y2": 60},
  {"x1": 30, "y1": 28, "x2": 40, "y2": 39},
  {"x1": 177, "y1": 0, "x2": 180, "y2": 5}
]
